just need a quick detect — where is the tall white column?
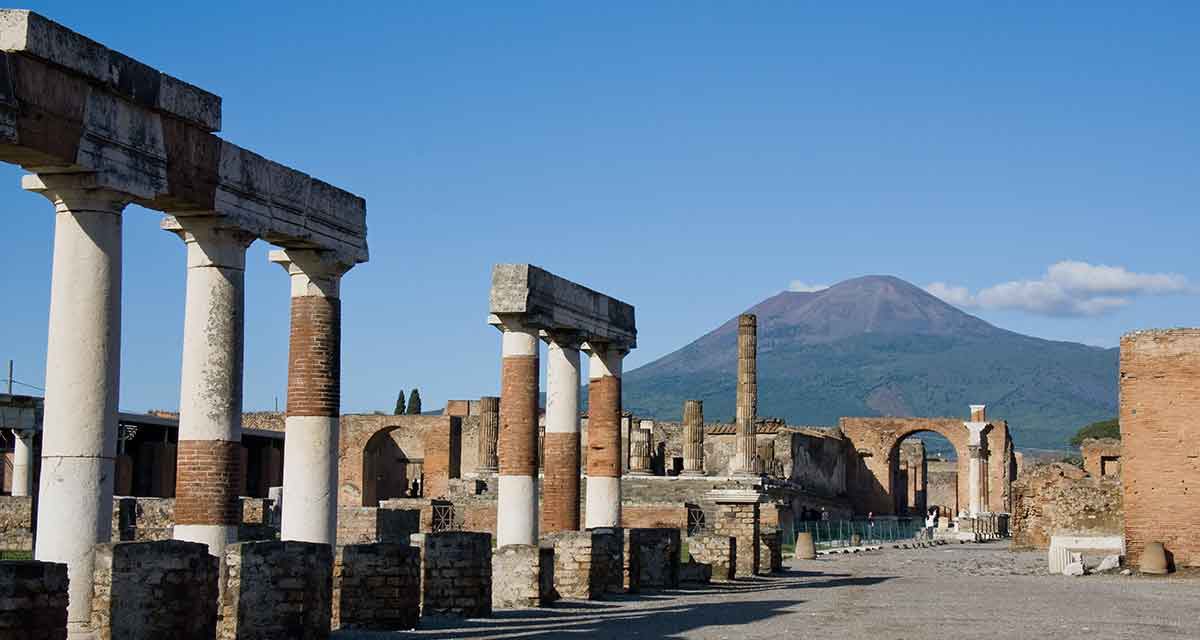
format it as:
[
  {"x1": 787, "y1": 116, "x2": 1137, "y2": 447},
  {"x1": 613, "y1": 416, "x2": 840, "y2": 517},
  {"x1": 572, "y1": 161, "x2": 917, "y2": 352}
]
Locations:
[
  {"x1": 584, "y1": 343, "x2": 624, "y2": 529},
  {"x1": 25, "y1": 173, "x2": 129, "y2": 631},
  {"x1": 11, "y1": 428, "x2": 34, "y2": 497},
  {"x1": 167, "y1": 217, "x2": 254, "y2": 556},
  {"x1": 272, "y1": 249, "x2": 352, "y2": 544},
  {"x1": 495, "y1": 322, "x2": 540, "y2": 547},
  {"x1": 964, "y1": 405, "x2": 989, "y2": 517}
]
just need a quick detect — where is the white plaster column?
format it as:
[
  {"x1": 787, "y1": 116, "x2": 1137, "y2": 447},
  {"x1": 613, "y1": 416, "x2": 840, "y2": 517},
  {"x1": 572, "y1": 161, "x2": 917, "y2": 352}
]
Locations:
[
  {"x1": 584, "y1": 343, "x2": 625, "y2": 529},
  {"x1": 272, "y1": 249, "x2": 352, "y2": 545},
  {"x1": 541, "y1": 332, "x2": 581, "y2": 533},
  {"x1": 24, "y1": 173, "x2": 130, "y2": 631},
  {"x1": 495, "y1": 321, "x2": 540, "y2": 546},
  {"x1": 964, "y1": 405, "x2": 990, "y2": 517},
  {"x1": 11, "y1": 428, "x2": 34, "y2": 497},
  {"x1": 167, "y1": 217, "x2": 255, "y2": 556}
]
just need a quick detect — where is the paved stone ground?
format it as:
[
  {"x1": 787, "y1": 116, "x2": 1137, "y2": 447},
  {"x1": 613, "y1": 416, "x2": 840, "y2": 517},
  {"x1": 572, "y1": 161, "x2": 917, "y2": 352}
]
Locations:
[{"x1": 336, "y1": 541, "x2": 1200, "y2": 639}]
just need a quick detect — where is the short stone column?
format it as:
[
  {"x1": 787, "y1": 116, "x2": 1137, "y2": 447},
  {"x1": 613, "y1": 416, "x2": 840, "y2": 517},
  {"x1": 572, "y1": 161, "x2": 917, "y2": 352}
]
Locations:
[
  {"x1": 541, "y1": 332, "x2": 582, "y2": 534},
  {"x1": 584, "y1": 343, "x2": 625, "y2": 529},
  {"x1": 681, "y1": 400, "x2": 705, "y2": 476},
  {"x1": 25, "y1": 173, "x2": 131, "y2": 631},
  {"x1": 710, "y1": 489, "x2": 764, "y2": 578},
  {"x1": 0, "y1": 560, "x2": 68, "y2": 639},
  {"x1": 167, "y1": 217, "x2": 255, "y2": 556},
  {"x1": 333, "y1": 543, "x2": 420, "y2": 631},
  {"x1": 734, "y1": 314, "x2": 758, "y2": 476},
  {"x1": 10, "y1": 428, "x2": 34, "y2": 497},
  {"x1": 628, "y1": 420, "x2": 653, "y2": 475},
  {"x1": 220, "y1": 541, "x2": 333, "y2": 640},
  {"x1": 494, "y1": 321, "x2": 540, "y2": 547},
  {"x1": 476, "y1": 396, "x2": 500, "y2": 473},
  {"x1": 272, "y1": 250, "x2": 352, "y2": 545},
  {"x1": 422, "y1": 532, "x2": 493, "y2": 617},
  {"x1": 91, "y1": 540, "x2": 219, "y2": 640}
]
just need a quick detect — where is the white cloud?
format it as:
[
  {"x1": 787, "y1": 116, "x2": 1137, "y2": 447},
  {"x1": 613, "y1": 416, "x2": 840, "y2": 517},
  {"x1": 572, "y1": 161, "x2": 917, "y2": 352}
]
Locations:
[
  {"x1": 925, "y1": 261, "x2": 1192, "y2": 317},
  {"x1": 789, "y1": 281, "x2": 828, "y2": 293}
]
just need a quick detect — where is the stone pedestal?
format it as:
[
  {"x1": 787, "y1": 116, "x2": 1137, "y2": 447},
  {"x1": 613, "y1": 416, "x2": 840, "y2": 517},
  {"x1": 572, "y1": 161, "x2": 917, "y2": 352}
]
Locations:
[
  {"x1": 333, "y1": 543, "x2": 420, "y2": 631},
  {"x1": 91, "y1": 540, "x2": 218, "y2": 640},
  {"x1": 422, "y1": 532, "x2": 493, "y2": 617},
  {"x1": 220, "y1": 541, "x2": 333, "y2": 640},
  {"x1": 709, "y1": 489, "x2": 766, "y2": 578}
]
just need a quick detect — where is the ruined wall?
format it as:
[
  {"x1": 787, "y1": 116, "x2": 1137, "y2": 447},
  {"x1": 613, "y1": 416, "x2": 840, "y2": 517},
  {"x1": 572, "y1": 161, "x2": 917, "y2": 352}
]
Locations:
[
  {"x1": 621, "y1": 503, "x2": 688, "y2": 530},
  {"x1": 332, "y1": 543, "x2": 420, "y2": 631},
  {"x1": 338, "y1": 414, "x2": 459, "y2": 507},
  {"x1": 0, "y1": 495, "x2": 32, "y2": 550},
  {"x1": 1010, "y1": 463, "x2": 1122, "y2": 550},
  {"x1": 336, "y1": 506, "x2": 420, "y2": 546},
  {"x1": 91, "y1": 541, "x2": 218, "y2": 640},
  {"x1": 686, "y1": 534, "x2": 735, "y2": 582},
  {"x1": 1081, "y1": 438, "x2": 1122, "y2": 479},
  {"x1": 781, "y1": 428, "x2": 848, "y2": 496},
  {"x1": 422, "y1": 532, "x2": 492, "y2": 617},
  {"x1": 1120, "y1": 330, "x2": 1200, "y2": 568},
  {"x1": 926, "y1": 461, "x2": 959, "y2": 515},
  {"x1": 219, "y1": 542, "x2": 332, "y2": 640},
  {"x1": 712, "y1": 502, "x2": 759, "y2": 578},
  {"x1": 0, "y1": 560, "x2": 68, "y2": 639},
  {"x1": 492, "y1": 544, "x2": 554, "y2": 609},
  {"x1": 111, "y1": 497, "x2": 175, "y2": 542},
  {"x1": 547, "y1": 530, "x2": 623, "y2": 600}
]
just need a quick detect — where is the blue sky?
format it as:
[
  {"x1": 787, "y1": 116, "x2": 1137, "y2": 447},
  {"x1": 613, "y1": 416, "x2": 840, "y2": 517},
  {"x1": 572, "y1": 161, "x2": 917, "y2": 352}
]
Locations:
[{"x1": 1, "y1": 2, "x2": 1198, "y2": 413}]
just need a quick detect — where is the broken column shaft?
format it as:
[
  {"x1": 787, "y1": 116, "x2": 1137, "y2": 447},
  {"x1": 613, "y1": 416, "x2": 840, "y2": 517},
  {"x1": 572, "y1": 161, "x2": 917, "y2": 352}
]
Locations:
[
  {"x1": 476, "y1": 396, "x2": 500, "y2": 473},
  {"x1": 734, "y1": 313, "x2": 758, "y2": 476},
  {"x1": 681, "y1": 400, "x2": 705, "y2": 476}
]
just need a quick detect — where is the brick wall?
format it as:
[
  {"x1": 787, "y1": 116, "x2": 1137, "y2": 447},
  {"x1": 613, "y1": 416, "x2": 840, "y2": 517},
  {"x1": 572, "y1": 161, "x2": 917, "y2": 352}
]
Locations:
[
  {"x1": 0, "y1": 495, "x2": 32, "y2": 550},
  {"x1": 1010, "y1": 463, "x2": 1122, "y2": 550},
  {"x1": 546, "y1": 529, "x2": 623, "y2": 600},
  {"x1": 1081, "y1": 438, "x2": 1122, "y2": 479},
  {"x1": 541, "y1": 431, "x2": 581, "y2": 533},
  {"x1": 422, "y1": 532, "x2": 492, "y2": 617},
  {"x1": 219, "y1": 541, "x2": 332, "y2": 640},
  {"x1": 0, "y1": 560, "x2": 67, "y2": 639},
  {"x1": 423, "y1": 417, "x2": 462, "y2": 499},
  {"x1": 91, "y1": 540, "x2": 218, "y2": 640},
  {"x1": 686, "y1": 534, "x2": 735, "y2": 582},
  {"x1": 620, "y1": 503, "x2": 687, "y2": 531},
  {"x1": 175, "y1": 439, "x2": 242, "y2": 526},
  {"x1": 712, "y1": 502, "x2": 759, "y2": 578},
  {"x1": 333, "y1": 543, "x2": 420, "y2": 631},
  {"x1": 1120, "y1": 329, "x2": 1200, "y2": 568}
]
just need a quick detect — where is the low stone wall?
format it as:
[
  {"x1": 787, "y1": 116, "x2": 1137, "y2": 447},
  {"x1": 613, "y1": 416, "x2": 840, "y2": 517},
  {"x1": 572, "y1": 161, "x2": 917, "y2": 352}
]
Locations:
[
  {"x1": 1011, "y1": 463, "x2": 1122, "y2": 550},
  {"x1": 0, "y1": 495, "x2": 33, "y2": 551},
  {"x1": 0, "y1": 560, "x2": 68, "y2": 639},
  {"x1": 687, "y1": 534, "x2": 735, "y2": 582},
  {"x1": 759, "y1": 531, "x2": 782, "y2": 574},
  {"x1": 219, "y1": 541, "x2": 333, "y2": 640},
  {"x1": 333, "y1": 543, "x2": 420, "y2": 631},
  {"x1": 422, "y1": 532, "x2": 492, "y2": 617},
  {"x1": 713, "y1": 502, "x2": 760, "y2": 578},
  {"x1": 92, "y1": 540, "x2": 218, "y2": 640},
  {"x1": 337, "y1": 506, "x2": 420, "y2": 546},
  {"x1": 238, "y1": 497, "x2": 276, "y2": 541},
  {"x1": 628, "y1": 528, "x2": 680, "y2": 589},
  {"x1": 112, "y1": 497, "x2": 175, "y2": 542},
  {"x1": 621, "y1": 503, "x2": 688, "y2": 531},
  {"x1": 547, "y1": 530, "x2": 623, "y2": 600},
  {"x1": 492, "y1": 544, "x2": 556, "y2": 609}
]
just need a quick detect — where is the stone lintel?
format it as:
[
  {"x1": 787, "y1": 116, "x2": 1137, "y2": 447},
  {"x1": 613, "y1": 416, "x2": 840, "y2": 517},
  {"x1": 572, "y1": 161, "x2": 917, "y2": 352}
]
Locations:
[
  {"x1": 707, "y1": 489, "x2": 768, "y2": 505},
  {"x1": 489, "y1": 264, "x2": 637, "y2": 349}
]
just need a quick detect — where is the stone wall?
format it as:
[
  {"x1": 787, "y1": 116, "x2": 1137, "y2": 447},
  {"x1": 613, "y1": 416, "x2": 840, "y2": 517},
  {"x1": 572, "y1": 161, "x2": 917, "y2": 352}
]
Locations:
[
  {"x1": 628, "y1": 528, "x2": 680, "y2": 589},
  {"x1": 333, "y1": 543, "x2": 420, "y2": 631},
  {"x1": 712, "y1": 502, "x2": 759, "y2": 578},
  {"x1": 91, "y1": 540, "x2": 218, "y2": 640},
  {"x1": 219, "y1": 541, "x2": 332, "y2": 640},
  {"x1": 1010, "y1": 463, "x2": 1122, "y2": 550},
  {"x1": 759, "y1": 531, "x2": 782, "y2": 574},
  {"x1": 926, "y1": 461, "x2": 959, "y2": 515},
  {"x1": 1081, "y1": 438, "x2": 1122, "y2": 479},
  {"x1": 621, "y1": 503, "x2": 688, "y2": 531},
  {"x1": 337, "y1": 506, "x2": 420, "y2": 546},
  {"x1": 686, "y1": 534, "x2": 735, "y2": 582},
  {"x1": 1120, "y1": 329, "x2": 1200, "y2": 568},
  {"x1": 0, "y1": 560, "x2": 67, "y2": 639},
  {"x1": 422, "y1": 417, "x2": 462, "y2": 499},
  {"x1": 780, "y1": 428, "x2": 849, "y2": 496},
  {"x1": 0, "y1": 495, "x2": 32, "y2": 551},
  {"x1": 422, "y1": 532, "x2": 492, "y2": 617},
  {"x1": 547, "y1": 530, "x2": 623, "y2": 600},
  {"x1": 492, "y1": 544, "x2": 555, "y2": 609},
  {"x1": 111, "y1": 496, "x2": 175, "y2": 542}
]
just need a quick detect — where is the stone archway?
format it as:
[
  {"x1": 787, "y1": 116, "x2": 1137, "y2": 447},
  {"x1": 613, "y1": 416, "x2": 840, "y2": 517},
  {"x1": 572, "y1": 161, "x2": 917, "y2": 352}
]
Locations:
[
  {"x1": 361, "y1": 428, "x2": 421, "y2": 507},
  {"x1": 338, "y1": 414, "x2": 449, "y2": 508}
]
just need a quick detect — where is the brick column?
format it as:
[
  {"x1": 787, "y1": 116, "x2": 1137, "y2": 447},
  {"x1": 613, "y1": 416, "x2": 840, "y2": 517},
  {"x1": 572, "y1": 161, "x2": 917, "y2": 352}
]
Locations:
[
  {"x1": 734, "y1": 314, "x2": 758, "y2": 476},
  {"x1": 496, "y1": 322, "x2": 540, "y2": 546},
  {"x1": 681, "y1": 400, "x2": 705, "y2": 476},
  {"x1": 629, "y1": 420, "x2": 653, "y2": 475},
  {"x1": 272, "y1": 249, "x2": 352, "y2": 544},
  {"x1": 585, "y1": 343, "x2": 625, "y2": 529},
  {"x1": 25, "y1": 173, "x2": 130, "y2": 631},
  {"x1": 542, "y1": 332, "x2": 582, "y2": 534},
  {"x1": 10, "y1": 428, "x2": 34, "y2": 497},
  {"x1": 476, "y1": 396, "x2": 500, "y2": 473},
  {"x1": 167, "y1": 217, "x2": 255, "y2": 556}
]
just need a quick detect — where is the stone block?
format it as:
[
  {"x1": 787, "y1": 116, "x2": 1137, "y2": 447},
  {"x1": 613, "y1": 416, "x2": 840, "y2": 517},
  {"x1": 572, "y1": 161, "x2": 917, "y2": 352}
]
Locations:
[
  {"x1": 91, "y1": 540, "x2": 218, "y2": 640},
  {"x1": 219, "y1": 541, "x2": 332, "y2": 640},
  {"x1": 422, "y1": 532, "x2": 492, "y2": 617},
  {"x1": 492, "y1": 544, "x2": 557, "y2": 609},
  {"x1": 333, "y1": 543, "x2": 420, "y2": 631},
  {"x1": 759, "y1": 530, "x2": 782, "y2": 575},
  {"x1": 0, "y1": 560, "x2": 68, "y2": 639},
  {"x1": 627, "y1": 528, "x2": 680, "y2": 589},
  {"x1": 546, "y1": 529, "x2": 624, "y2": 600},
  {"x1": 686, "y1": 534, "x2": 735, "y2": 582}
]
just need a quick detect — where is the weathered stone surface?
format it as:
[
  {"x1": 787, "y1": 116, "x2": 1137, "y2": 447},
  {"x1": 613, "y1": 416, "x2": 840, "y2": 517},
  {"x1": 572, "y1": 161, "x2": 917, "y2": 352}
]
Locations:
[
  {"x1": 759, "y1": 530, "x2": 782, "y2": 574},
  {"x1": 711, "y1": 498, "x2": 760, "y2": 578},
  {"x1": 333, "y1": 543, "x2": 420, "y2": 631},
  {"x1": 0, "y1": 495, "x2": 32, "y2": 551},
  {"x1": 111, "y1": 497, "x2": 174, "y2": 542},
  {"x1": 627, "y1": 528, "x2": 680, "y2": 589},
  {"x1": 1080, "y1": 438, "x2": 1121, "y2": 479},
  {"x1": 679, "y1": 560, "x2": 712, "y2": 584},
  {"x1": 686, "y1": 534, "x2": 735, "y2": 582},
  {"x1": 422, "y1": 532, "x2": 492, "y2": 617},
  {"x1": 337, "y1": 506, "x2": 420, "y2": 546},
  {"x1": 488, "y1": 264, "x2": 636, "y2": 348},
  {"x1": 1010, "y1": 463, "x2": 1122, "y2": 550},
  {"x1": 219, "y1": 541, "x2": 332, "y2": 640},
  {"x1": 492, "y1": 544, "x2": 556, "y2": 609},
  {"x1": 91, "y1": 540, "x2": 218, "y2": 640},
  {"x1": 0, "y1": 560, "x2": 68, "y2": 639},
  {"x1": 546, "y1": 529, "x2": 623, "y2": 600}
]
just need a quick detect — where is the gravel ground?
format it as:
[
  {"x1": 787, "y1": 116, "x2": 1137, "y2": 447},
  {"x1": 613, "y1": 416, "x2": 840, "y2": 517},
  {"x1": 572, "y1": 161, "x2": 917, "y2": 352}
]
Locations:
[{"x1": 337, "y1": 541, "x2": 1200, "y2": 640}]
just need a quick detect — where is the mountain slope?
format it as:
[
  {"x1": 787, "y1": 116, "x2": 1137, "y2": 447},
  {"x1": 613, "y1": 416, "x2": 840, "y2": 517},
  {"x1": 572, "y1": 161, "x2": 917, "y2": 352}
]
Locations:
[{"x1": 622, "y1": 276, "x2": 1118, "y2": 450}]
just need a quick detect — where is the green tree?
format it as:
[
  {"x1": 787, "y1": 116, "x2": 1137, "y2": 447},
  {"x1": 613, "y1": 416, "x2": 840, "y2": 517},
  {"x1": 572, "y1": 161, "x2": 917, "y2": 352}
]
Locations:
[
  {"x1": 393, "y1": 391, "x2": 406, "y2": 415},
  {"x1": 407, "y1": 389, "x2": 422, "y2": 415},
  {"x1": 1069, "y1": 418, "x2": 1120, "y2": 447}
]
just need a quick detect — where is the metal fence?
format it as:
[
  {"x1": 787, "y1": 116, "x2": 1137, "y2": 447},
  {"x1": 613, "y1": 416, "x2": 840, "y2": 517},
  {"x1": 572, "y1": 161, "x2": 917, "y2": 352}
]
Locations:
[{"x1": 791, "y1": 518, "x2": 924, "y2": 549}]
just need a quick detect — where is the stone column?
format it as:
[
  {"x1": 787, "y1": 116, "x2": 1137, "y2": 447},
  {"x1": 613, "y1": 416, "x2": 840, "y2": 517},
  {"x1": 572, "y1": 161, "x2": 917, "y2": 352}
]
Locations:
[
  {"x1": 10, "y1": 429, "x2": 34, "y2": 497},
  {"x1": 167, "y1": 217, "x2": 254, "y2": 556},
  {"x1": 272, "y1": 249, "x2": 351, "y2": 544},
  {"x1": 542, "y1": 333, "x2": 581, "y2": 533},
  {"x1": 476, "y1": 396, "x2": 499, "y2": 474},
  {"x1": 964, "y1": 405, "x2": 989, "y2": 516},
  {"x1": 25, "y1": 173, "x2": 130, "y2": 631},
  {"x1": 681, "y1": 400, "x2": 705, "y2": 476},
  {"x1": 628, "y1": 420, "x2": 652, "y2": 475},
  {"x1": 734, "y1": 313, "x2": 758, "y2": 476},
  {"x1": 585, "y1": 343, "x2": 624, "y2": 529},
  {"x1": 496, "y1": 321, "x2": 540, "y2": 546}
]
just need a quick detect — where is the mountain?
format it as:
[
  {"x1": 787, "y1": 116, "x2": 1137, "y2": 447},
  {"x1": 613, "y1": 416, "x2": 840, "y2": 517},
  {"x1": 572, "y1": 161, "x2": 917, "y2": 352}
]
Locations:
[{"x1": 622, "y1": 276, "x2": 1118, "y2": 451}]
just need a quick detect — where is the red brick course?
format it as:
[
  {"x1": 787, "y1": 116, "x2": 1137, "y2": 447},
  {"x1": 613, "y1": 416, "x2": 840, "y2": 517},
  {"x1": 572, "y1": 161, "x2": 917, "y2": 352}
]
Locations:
[
  {"x1": 174, "y1": 440, "x2": 242, "y2": 525},
  {"x1": 542, "y1": 432, "x2": 581, "y2": 533},
  {"x1": 1120, "y1": 330, "x2": 1200, "y2": 568},
  {"x1": 286, "y1": 296, "x2": 341, "y2": 417},
  {"x1": 499, "y1": 355, "x2": 539, "y2": 476},
  {"x1": 587, "y1": 376, "x2": 621, "y2": 478}
]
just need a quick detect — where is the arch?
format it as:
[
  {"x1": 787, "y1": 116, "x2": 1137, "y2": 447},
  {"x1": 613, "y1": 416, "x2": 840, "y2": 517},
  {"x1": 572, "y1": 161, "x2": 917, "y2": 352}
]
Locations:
[
  {"x1": 361, "y1": 427, "x2": 422, "y2": 507},
  {"x1": 338, "y1": 414, "x2": 448, "y2": 509}
]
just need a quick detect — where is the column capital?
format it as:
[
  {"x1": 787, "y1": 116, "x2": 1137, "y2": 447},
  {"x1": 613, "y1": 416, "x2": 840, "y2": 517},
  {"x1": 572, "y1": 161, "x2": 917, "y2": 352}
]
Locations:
[
  {"x1": 22, "y1": 172, "x2": 133, "y2": 213},
  {"x1": 582, "y1": 341, "x2": 626, "y2": 379},
  {"x1": 540, "y1": 329, "x2": 583, "y2": 350},
  {"x1": 270, "y1": 249, "x2": 353, "y2": 298},
  {"x1": 162, "y1": 216, "x2": 256, "y2": 270},
  {"x1": 967, "y1": 444, "x2": 982, "y2": 459}
]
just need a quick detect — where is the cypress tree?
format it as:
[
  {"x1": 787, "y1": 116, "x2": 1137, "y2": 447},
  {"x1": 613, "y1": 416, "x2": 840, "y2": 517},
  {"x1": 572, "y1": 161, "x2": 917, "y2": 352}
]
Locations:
[
  {"x1": 394, "y1": 391, "x2": 406, "y2": 415},
  {"x1": 407, "y1": 389, "x2": 423, "y2": 415}
]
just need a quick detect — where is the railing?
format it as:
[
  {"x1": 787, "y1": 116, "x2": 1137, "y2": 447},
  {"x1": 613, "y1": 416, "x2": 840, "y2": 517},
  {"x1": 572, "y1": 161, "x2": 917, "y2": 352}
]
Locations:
[{"x1": 791, "y1": 518, "x2": 924, "y2": 549}]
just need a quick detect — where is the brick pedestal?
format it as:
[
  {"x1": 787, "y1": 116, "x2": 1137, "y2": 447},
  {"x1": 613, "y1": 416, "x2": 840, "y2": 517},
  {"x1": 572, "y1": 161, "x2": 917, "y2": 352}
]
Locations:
[
  {"x1": 333, "y1": 543, "x2": 420, "y2": 631},
  {"x1": 686, "y1": 534, "x2": 736, "y2": 582},
  {"x1": 423, "y1": 532, "x2": 492, "y2": 617},
  {"x1": 710, "y1": 490, "x2": 763, "y2": 578},
  {"x1": 546, "y1": 530, "x2": 623, "y2": 599},
  {"x1": 219, "y1": 541, "x2": 333, "y2": 640},
  {"x1": 92, "y1": 540, "x2": 219, "y2": 640}
]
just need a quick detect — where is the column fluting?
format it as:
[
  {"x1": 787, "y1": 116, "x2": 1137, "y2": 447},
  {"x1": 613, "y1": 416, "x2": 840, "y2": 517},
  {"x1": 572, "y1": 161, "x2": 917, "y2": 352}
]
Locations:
[
  {"x1": 681, "y1": 399, "x2": 705, "y2": 476},
  {"x1": 734, "y1": 313, "x2": 758, "y2": 475}
]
